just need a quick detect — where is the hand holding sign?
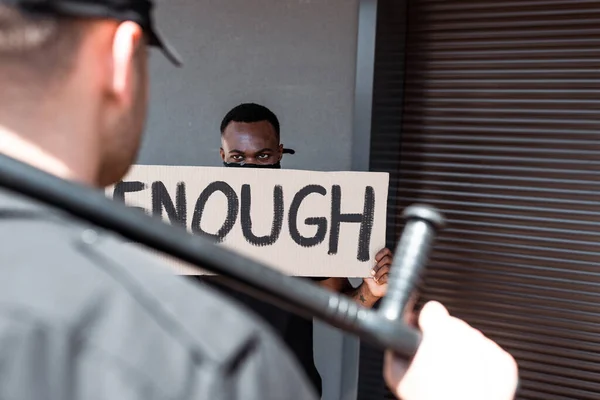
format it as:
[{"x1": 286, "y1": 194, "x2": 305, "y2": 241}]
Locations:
[{"x1": 363, "y1": 247, "x2": 393, "y2": 298}]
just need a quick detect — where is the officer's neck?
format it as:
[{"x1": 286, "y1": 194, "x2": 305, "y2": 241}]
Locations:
[
  {"x1": 0, "y1": 76, "x2": 104, "y2": 186},
  {"x1": 0, "y1": 122, "x2": 100, "y2": 187},
  {"x1": 0, "y1": 57, "x2": 110, "y2": 187}
]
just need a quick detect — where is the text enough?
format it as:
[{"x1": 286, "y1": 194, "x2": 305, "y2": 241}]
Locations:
[{"x1": 113, "y1": 180, "x2": 375, "y2": 262}]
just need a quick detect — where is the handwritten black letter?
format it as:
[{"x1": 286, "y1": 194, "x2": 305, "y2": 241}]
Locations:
[
  {"x1": 151, "y1": 181, "x2": 187, "y2": 228},
  {"x1": 288, "y1": 185, "x2": 328, "y2": 247},
  {"x1": 328, "y1": 185, "x2": 375, "y2": 262},
  {"x1": 113, "y1": 181, "x2": 145, "y2": 202},
  {"x1": 191, "y1": 181, "x2": 238, "y2": 243},
  {"x1": 240, "y1": 184, "x2": 284, "y2": 246},
  {"x1": 112, "y1": 181, "x2": 147, "y2": 214}
]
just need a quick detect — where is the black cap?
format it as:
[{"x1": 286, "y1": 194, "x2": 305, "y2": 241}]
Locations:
[{"x1": 5, "y1": 0, "x2": 182, "y2": 66}]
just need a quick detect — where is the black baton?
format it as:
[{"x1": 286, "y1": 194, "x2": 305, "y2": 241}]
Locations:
[
  {"x1": 0, "y1": 153, "x2": 444, "y2": 360},
  {"x1": 380, "y1": 205, "x2": 446, "y2": 322}
]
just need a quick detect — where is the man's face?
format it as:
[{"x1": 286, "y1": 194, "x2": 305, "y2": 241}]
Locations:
[{"x1": 220, "y1": 120, "x2": 283, "y2": 165}]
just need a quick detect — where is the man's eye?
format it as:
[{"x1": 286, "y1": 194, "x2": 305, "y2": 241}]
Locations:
[
  {"x1": 232, "y1": 155, "x2": 244, "y2": 160},
  {"x1": 257, "y1": 154, "x2": 270, "y2": 159}
]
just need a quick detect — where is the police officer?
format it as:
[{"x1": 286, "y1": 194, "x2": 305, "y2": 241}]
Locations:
[{"x1": 0, "y1": 1, "x2": 518, "y2": 400}]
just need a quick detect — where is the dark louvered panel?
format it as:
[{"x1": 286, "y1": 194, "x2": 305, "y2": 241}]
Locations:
[
  {"x1": 358, "y1": 0, "x2": 409, "y2": 399},
  {"x1": 393, "y1": 1, "x2": 600, "y2": 399}
]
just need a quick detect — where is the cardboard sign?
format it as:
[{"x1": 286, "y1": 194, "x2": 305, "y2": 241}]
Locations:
[{"x1": 105, "y1": 165, "x2": 389, "y2": 277}]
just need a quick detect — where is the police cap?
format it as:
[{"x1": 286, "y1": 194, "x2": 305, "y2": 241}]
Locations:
[{"x1": 2, "y1": 0, "x2": 182, "y2": 66}]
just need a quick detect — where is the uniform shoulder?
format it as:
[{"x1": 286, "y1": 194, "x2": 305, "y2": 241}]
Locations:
[{"x1": 0, "y1": 214, "x2": 283, "y2": 373}]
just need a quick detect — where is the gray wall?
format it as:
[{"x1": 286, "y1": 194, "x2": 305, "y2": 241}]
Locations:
[
  {"x1": 136, "y1": 1, "x2": 363, "y2": 400},
  {"x1": 139, "y1": 0, "x2": 359, "y2": 172}
]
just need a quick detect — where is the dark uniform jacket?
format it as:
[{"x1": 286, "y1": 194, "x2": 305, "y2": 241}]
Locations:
[
  {"x1": 200, "y1": 277, "x2": 327, "y2": 397},
  {"x1": 0, "y1": 188, "x2": 318, "y2": 400}
]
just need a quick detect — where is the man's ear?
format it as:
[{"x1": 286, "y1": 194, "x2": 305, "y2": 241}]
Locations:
[
  {"x1": 278, "y1": 143, "x2": 284, "y2": 160},
  {"x1": 220, "y1": 147, "x2": 226, "y2": 161},
  {"x1": 109, "y1": 21, "x2": 144, "y2": 106}
]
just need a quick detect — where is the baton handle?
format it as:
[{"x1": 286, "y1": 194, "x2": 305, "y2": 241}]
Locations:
[
  {"x1": 379, "y1": 205, "x2": 445, "y2": 322},
  {"x1": 0, "y1": 153, "x2": 443, "y2": 360}
]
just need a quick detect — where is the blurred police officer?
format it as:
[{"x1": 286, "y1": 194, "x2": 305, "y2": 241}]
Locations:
[
  {"x1": 0, "y1": 2, "x2": 316, "y2": 399},
  {"x1": 0, "y1": 1, "x2": 518, "y2": 400}
]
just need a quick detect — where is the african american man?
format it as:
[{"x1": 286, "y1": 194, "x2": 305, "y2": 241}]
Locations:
[{"x1": 198, "y1": 103, "x2": 393, "y2": 398}]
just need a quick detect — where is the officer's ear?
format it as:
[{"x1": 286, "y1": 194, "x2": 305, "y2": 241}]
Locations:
[{"x1": 108, "y1": 21, "x2": 145, "y2": 107}]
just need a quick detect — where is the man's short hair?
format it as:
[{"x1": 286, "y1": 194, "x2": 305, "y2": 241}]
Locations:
[
  {"x1": 220, "y1": 103, "x2": 281, "y2": 140},
  {"x1": 0, "y1": 4, "x2": 85, "y2": 83}
]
